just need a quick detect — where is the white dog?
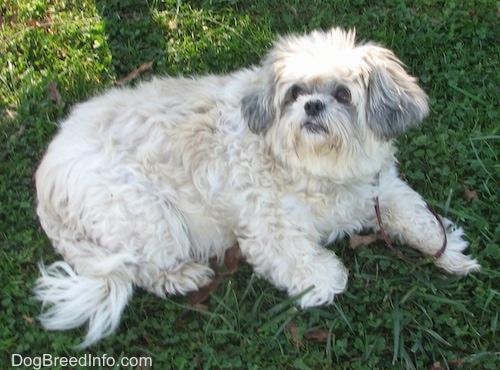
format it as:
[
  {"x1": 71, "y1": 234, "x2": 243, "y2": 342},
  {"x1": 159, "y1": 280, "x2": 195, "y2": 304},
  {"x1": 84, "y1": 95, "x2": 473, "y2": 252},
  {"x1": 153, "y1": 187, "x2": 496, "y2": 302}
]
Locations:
[{"x1": 34, "y1": 28, "x2": 480, "y2": 348}]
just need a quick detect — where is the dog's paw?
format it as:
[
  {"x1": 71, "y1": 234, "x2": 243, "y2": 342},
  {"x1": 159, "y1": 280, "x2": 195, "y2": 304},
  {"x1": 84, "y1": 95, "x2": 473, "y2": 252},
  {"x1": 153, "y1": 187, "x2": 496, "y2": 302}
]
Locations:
[
  {"x1": 146, "y1": 261, "x2": 215, "y2": 297},
  {"x1": 434, "y1": 219, "x2": 481, "y2": 275},
  {"x1": 289, "y1": 253, "x2": 348, "y2": 308}
]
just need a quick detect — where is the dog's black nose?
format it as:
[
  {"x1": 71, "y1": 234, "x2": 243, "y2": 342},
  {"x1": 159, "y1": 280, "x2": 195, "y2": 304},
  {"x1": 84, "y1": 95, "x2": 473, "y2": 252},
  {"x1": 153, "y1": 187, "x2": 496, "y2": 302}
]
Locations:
[{"x1": 304, "y1": 100, "x2": 324, "y2": 116}]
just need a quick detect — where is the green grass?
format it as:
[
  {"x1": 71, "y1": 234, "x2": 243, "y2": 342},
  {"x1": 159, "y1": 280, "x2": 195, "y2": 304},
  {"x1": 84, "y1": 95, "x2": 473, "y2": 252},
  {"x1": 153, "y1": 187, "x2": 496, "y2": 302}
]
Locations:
[{"x1": 1, "y1": 0, "x2": 499, "y2": 368}]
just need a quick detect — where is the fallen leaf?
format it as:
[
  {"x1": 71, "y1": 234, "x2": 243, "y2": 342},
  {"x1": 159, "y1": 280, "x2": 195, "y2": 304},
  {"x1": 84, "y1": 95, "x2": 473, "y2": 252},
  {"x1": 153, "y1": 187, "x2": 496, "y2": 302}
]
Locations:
[
  {"x1": 462, "y1": 185, "x2": 479, "y2": 203},
  {"x1": 189, "y1": 303, "x2": 208, "y2": 311},
  {"x1": 188, "y1": 275, "x2": 223, "y2": 307},
  {"x1": 142, "y1": 334, "x2": 152, "y2": 346},
  {"x1": 221, "y1": 244, "x2": 243, "y2": 276},
  {"x1": 188, "y1": 244, "x2": 242, "y2": 306},
  {"x1": 14, "y1": 126, "x2": 25, "y2": 139},
  {"x1": 449, "y1": 358, "x2": 465, "y2": 367},
  {"x1": 23, "y1": 315, "x2": 34, "y2": 324},
  {"x1": 26, "y1": 19, "x2": 51, "y2": 29},
  {"x1": 193, "y1": 355, "x2": 202, "y2": 370},
  {"x1": 349, "y1": 233, "x2": 378, "y2": 250},
  {"x1": 133, "y1": 351, "x2": 153, "y2": 370},
  {"x1": 168, "y1": 19, "x2": 177, "y2": 30},
  {"x1": 116, "y1": 61, "x2": 154, "y2": 86},
  {"x1": 304, "y1": 328, "x2": 329, "y2": 343},
  {"x1": 48, "y1": 81, "x2": 61, "y2": 106},
  {"x1": 6, "y1": 109, "x2": 16, "y2": 119},
  {"x1": 285, "y1": 320, "x2": 304, "y2": 348},
  {"x1": 25, "y1": 20, "x2": 41, "y2": 27},
  {"x1": 429, "y1": 362, "x2": 445, "y2": 370}
]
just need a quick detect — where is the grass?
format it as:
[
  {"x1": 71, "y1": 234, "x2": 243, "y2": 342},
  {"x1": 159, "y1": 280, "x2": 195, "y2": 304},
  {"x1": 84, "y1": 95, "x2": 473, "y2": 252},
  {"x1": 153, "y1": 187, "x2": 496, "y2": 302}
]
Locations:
[{"x1": 1, "y1": 0, "x2": 499, "y2": 368}]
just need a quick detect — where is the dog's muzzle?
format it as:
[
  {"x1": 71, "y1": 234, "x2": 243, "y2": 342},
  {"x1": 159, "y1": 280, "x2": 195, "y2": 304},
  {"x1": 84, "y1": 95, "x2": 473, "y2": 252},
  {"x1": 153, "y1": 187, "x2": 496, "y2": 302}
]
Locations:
[{"x1": 302, "y1": 100, "x2": 329, "y2": 134}]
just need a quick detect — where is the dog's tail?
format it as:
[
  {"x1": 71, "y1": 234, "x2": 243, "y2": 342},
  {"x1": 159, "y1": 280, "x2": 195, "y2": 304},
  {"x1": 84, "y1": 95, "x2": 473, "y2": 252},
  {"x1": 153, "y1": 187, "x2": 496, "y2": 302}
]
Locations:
[{"x1": 34, "y1": 260, "x2": 134, "y2": 349}]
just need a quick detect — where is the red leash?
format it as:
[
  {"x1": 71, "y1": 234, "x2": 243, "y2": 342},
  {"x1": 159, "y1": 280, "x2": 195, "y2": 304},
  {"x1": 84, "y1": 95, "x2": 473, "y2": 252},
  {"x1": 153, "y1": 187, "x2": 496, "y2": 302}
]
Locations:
[{"x1": 374, "y1": 196, "x2": 447, "y2": 263}]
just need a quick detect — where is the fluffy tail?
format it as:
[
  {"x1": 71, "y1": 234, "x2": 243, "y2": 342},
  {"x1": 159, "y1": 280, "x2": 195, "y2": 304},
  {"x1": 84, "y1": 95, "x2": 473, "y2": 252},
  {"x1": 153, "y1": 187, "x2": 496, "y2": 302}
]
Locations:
[{"x1": 34, "y1": 261, "x2": 133, "y2": 349}]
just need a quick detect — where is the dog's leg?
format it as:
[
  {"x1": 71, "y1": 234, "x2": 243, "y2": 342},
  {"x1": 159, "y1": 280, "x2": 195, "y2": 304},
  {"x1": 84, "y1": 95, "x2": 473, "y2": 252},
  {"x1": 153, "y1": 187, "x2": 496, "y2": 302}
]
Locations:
[
  {"x1": 136, "y1": 259, "x2": 214, "y2": 298},
  {"x1": 375, "y1": 169, "x2": 481, "y2": 274},
  {"x1": 122, "y1": 195, "x2": 214, "y2": 297},
  {"x1": 236, "y1": 210, "x2": 348, "y2": 308},
  {"x1": 35, "y1": 176, "x2": 213, "y2": 347},
  {"x1": 79, "y1": 184, "x2": 215, "y2": 297}
]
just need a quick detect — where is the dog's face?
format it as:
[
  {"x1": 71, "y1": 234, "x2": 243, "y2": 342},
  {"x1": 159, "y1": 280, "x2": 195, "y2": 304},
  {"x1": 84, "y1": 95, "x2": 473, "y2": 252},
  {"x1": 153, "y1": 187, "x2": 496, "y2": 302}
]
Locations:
[{"x1": 242, "y1": 28, "x2": 429, "y2": 182}]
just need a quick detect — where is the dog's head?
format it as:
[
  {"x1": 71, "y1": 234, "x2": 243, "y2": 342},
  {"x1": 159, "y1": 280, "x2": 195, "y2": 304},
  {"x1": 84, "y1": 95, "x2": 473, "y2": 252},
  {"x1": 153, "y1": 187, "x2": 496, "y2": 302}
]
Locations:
[{"x1": 242, "y1": 28, "x2": 428, "y2": 181}]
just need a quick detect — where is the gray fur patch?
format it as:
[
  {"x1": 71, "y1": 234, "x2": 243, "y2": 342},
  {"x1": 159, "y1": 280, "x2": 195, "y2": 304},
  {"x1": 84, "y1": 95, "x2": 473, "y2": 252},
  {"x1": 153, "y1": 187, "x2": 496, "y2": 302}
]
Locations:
[
  {"x1": 366, "y1": 67, "x2": 429, "y2": 140},
  {"x1": 241, "y1": 87, "x2": 276, "y2": 135}
]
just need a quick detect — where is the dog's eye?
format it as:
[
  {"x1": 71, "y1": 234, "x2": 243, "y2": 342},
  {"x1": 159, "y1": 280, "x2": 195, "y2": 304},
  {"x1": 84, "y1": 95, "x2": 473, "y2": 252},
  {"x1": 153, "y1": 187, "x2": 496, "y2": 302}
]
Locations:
[
  {"x1": 290, "y1": 85, "x2": 305, "y2": 101},
  {"x1": 334, "y1": 86, "x2": 351, "y2": 104}
]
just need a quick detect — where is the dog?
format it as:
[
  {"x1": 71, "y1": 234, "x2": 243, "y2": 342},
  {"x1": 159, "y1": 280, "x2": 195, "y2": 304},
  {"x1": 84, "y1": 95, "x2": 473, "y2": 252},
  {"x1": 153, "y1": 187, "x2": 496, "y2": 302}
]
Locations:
[{"x1": 34, "y1": 28, "x2": 480, "y2": 348}]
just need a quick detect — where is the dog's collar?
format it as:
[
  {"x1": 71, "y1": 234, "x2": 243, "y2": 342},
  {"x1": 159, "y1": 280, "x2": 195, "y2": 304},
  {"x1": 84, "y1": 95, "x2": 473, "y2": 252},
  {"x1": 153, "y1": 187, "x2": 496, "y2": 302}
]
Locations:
[{"x1": 373, "y1": 172, "x2": 447, "y2": 263}]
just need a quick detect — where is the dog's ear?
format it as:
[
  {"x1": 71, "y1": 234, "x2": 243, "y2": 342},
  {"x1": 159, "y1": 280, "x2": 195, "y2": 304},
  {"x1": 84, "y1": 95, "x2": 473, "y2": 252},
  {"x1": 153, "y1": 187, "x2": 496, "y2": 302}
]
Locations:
[
  {"x1": 241, "y1": 85, "x2": 276, "y2": 135},
  {"x1": 366, "y1": 52, "x2": 429, "y2": 140}
]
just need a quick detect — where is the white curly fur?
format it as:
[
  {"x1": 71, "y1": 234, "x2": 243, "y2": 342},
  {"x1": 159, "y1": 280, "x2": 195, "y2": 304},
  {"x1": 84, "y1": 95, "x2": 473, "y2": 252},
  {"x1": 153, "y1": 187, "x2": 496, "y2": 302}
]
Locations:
[{"x1": 34, "y1": 28, "x2": 480, "y2": 347}]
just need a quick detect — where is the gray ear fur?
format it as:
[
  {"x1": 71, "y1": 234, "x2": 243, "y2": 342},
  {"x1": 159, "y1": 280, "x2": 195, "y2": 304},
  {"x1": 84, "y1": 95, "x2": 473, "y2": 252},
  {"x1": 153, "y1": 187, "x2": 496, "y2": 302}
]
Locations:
[
  {"x1": 366, "y1": 63, "x2": 429, "y2": 140},
  {"x1": 241, "y1": 86, "x2": 276, "y2": 135}
]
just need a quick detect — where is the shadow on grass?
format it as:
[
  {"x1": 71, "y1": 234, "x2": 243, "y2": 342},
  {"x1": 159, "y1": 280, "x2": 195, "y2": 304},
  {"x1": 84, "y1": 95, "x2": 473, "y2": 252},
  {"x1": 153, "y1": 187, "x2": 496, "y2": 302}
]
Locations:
[
  {"x1": 94, "y1": 0, "x2": 170, "y2": 78},
  {"x1": 91, "y1": 0, "x2": 270, "y2": 79}
]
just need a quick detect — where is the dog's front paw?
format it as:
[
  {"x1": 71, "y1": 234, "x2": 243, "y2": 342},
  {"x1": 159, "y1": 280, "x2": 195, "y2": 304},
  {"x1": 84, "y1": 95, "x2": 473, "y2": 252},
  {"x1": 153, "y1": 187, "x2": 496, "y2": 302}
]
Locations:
[
  {"x1": 289, "y1": 253, "x2": 348, "y2": 308},
  {"x1": 434, "y1": 219, "x2": 481, "y2": 275}
]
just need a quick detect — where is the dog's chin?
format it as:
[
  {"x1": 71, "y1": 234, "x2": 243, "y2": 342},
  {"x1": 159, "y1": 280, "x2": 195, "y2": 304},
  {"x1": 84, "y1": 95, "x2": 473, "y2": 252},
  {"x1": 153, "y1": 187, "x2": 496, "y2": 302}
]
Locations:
[
  {"x1": 301, "y1": 120, "x2": 329, "y2": 135},
  {"x1": 268, "y1": 115, "x2": 391, "y2": 182}
]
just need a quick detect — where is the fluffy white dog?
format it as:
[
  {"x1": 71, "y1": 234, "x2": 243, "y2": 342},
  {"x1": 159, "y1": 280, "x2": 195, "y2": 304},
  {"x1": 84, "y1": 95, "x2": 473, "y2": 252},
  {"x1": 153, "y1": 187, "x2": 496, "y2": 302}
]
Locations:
[{"x1": 34, "y1": 28, "x2": 480, "y2": 348}]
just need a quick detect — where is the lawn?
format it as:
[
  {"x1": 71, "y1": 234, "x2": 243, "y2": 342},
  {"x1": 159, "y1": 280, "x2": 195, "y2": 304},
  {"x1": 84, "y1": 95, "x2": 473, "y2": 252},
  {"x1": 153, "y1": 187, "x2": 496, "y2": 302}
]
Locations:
[{"x1": 1, "y1": 0, "x2": 499, "y2": 368}]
